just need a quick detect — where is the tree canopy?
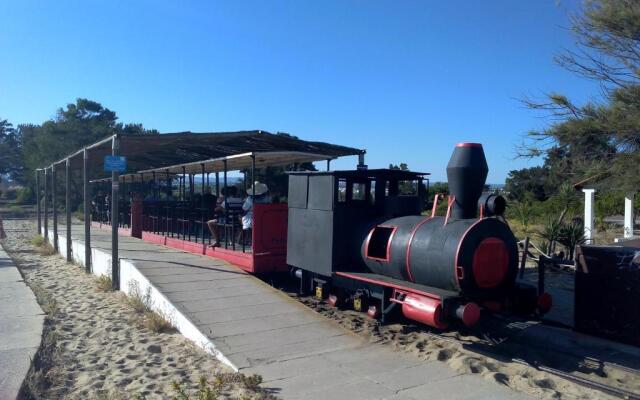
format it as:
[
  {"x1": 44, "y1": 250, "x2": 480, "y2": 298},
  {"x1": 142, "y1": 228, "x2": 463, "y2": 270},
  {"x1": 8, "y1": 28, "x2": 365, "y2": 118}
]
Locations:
[
  {"x1": 1, "y1": 98, "x2": 158, "y2": 185},
  {"x1": 517, "y1": 0, "x2": 640, "y2": 195}
]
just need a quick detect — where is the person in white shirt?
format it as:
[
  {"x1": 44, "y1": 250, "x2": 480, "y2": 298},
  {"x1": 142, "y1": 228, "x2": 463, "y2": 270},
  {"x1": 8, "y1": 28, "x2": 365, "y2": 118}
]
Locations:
[{"x1": 242, "y1": 182, "x2": 271, "y2": 232}]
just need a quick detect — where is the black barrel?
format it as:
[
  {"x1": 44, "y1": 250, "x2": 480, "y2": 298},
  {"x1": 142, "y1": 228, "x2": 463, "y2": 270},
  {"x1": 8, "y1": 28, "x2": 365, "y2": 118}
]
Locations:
[
  {"x1": 361, "y1": 215, "x2": 518, "y2": 297},
  {"x1": 446, "y1": 143, "x2": 488, "y2": 220}
]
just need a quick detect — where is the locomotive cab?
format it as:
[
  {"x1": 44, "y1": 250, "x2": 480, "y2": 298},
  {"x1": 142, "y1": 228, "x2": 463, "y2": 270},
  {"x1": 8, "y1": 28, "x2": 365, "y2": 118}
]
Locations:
[{"x1": 287, "y1": 169, "x2": 428, "y2": 278}]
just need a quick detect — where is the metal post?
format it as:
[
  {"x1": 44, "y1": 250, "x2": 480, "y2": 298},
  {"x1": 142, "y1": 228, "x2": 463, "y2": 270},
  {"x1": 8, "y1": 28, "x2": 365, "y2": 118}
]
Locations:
[
  {"x1": 223, "y1": 160, "x2": 228, "y2": 249},
  {"x1": 52, "y1": 164, "x2": 58, "y2": 251},
  {"x1": 65, "y1": 158, "x2": 72, "y2": 262},
  {"x1": 111, "y1": 136, "x2": 120, "y2": 290},
  {"x1": 44, "y1": 167, "x2": 49, "y2": 242},
  {"x1": 251, "y1": 155, "x2": 256, "y2": 198},
  {"x1": 201, "y1": 164, "x2": 205, "y2": 245},
  {"x1": 83, "y1": 149, "x2": 91, "y2": 272},
  {"x1": 166, "y1": 170, "x2": 170, "y2": 237},
  {"x1": 182, "y1": 168, "x2": 187, "y2": 200},
  {"x1": 215, "y1": 172, "x2": 219, "y2": 196},
  {"x1": 181, "y1": 166, "x2": 186, "y2": 239},
  {"x1": 152, "y1": 171, "x2": 156, "y2": 200},
  {"x1": 36, "y1": 170, "x2": 41, "y2": 235},
  {"x1": 326, "y1": 159, "x2": 331, "y2": 171}
]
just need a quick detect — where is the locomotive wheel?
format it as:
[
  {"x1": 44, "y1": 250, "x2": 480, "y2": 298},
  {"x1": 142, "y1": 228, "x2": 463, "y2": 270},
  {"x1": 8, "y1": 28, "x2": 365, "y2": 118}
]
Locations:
[{"x1": 367, "y1": 303, "x2": 381, "y2": 319}]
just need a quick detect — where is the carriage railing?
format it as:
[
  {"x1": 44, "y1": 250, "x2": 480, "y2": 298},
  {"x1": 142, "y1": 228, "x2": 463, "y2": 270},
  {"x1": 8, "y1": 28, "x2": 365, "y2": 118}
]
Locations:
[{"x1": 140, "y1": 200, "x2": 253, "y2": 252}]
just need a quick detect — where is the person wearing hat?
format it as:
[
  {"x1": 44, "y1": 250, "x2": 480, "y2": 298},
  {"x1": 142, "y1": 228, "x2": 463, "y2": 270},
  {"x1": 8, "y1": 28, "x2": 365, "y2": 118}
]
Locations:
[
  {"x1": 206, "y1": 186, "x2": 243, "y2": 247},
  {"x1": 241, "y1": 181, "x2": 271, "y2": 235}
]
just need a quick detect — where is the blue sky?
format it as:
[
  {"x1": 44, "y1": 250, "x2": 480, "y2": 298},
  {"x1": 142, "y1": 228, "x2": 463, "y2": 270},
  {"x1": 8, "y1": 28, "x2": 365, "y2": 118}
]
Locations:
[{"x1": 0, "y1": 0, "x2": 600, "y2": 183}]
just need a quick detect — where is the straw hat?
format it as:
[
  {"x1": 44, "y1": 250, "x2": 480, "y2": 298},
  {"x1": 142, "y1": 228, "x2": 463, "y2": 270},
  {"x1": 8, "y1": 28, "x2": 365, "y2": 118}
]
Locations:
[{"x1": 248, "y1": 181, "x2": 268, "y2": 196}]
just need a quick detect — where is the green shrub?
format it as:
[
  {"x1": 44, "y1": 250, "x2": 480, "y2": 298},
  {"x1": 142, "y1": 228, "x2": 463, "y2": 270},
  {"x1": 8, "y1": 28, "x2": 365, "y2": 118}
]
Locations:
[{"x1": 30, "y1": 235, "x2": 45, "y2": 247}]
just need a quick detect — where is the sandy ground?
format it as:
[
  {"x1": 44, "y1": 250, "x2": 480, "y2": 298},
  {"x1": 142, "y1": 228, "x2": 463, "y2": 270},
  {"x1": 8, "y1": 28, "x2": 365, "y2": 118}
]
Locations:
[
  {"x1": 1, "y1": 219, "x2": 274, "y2": 400},
  {"x1": 289, "y1": 287, "x2": 638, "y2": 400}
]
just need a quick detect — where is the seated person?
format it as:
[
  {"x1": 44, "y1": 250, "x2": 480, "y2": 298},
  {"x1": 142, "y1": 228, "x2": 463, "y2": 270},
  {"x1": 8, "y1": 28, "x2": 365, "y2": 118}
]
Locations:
[
  {"x1": 203, "y1": 186, "x2": 216, "y2": 208},
  {"x1": 206, "y1": 186, "x2": 243, "y2": 247},
  {"x1": 241, "y1": 182, "x2": 272, "y2": 240}
]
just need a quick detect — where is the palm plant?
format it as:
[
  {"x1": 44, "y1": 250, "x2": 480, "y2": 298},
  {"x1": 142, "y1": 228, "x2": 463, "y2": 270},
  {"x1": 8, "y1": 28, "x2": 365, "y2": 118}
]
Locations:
[
  {"x1": 537, "y1": 219, "x2": 562, "y2": 256},
  {"x1": 558, "y1": 221, "x2": 586, "y2": 259}
]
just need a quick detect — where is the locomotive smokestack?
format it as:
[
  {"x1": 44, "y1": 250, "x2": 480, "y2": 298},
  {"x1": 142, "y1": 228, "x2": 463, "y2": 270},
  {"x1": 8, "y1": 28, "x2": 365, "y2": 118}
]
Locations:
[{"x1": 446, "y1": 142, "x2": 488, "y2": 219}]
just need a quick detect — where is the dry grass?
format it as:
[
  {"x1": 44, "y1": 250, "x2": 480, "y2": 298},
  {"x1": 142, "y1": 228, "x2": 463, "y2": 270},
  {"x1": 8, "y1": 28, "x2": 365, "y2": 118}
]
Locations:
[
  {"x1": 30, "y1": 235, "x2": 57, "y2": 256},
  {"x1": 126, "y1": 281, "x2": 152, "y2": 314},
  {"x1": 95, "y1": 275, "x2": 113, "y2": 292},
  {"x1": 126, "y1": 281, "x2": 175, "y2": 333},
  {"x1": 20, "y1": 322, "x2": 63, "y2": 400},
  {"x1": 172, "y1": 373, "x2": 273, "y2": 400},
  {"x1": 19, "y1": 282, "x2": 62, "y2": 399},
  {"x1": 143, "y1": 310, "x2": 175, "y2": 333}
]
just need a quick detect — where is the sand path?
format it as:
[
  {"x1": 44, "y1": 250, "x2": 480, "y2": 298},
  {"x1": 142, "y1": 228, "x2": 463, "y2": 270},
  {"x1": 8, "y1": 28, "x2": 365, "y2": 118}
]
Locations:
[{"x1": 2, "y1": 219, "x2": 272, "y2": 399}]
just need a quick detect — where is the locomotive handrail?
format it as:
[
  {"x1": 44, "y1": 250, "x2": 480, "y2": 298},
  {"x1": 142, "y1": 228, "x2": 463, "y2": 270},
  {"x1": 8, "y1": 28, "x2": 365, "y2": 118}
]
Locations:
[{"x1": 443, "y1": 195, "x2": 456, "y2": 226}]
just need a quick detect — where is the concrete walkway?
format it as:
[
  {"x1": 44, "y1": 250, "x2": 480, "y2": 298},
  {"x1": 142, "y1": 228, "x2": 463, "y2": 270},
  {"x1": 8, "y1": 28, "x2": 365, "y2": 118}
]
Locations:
[
  {"x1": 46, "y1": 224, "x2": 529, "y2": 400},
  {"x1": 0, "y1": 247, "x2": 44, "y2": 400}
]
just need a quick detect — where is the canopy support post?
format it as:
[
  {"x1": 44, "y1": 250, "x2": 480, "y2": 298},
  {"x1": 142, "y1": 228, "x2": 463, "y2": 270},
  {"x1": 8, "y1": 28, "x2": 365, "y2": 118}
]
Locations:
[
  {"x1": 201, "y1": 164, "x2": 205, "y2": 246},
  {"x1": 326, "y1": 159, "x2": 331, "y2": 171},
  {"x1": 36, "y1": 169, "x2": 41, "y2": 235},
  {"x1": 223, "y1": 160, "x2": 228, "y2": 249},
  {"x1": 251, "y1": 154, "x2": 256, "y2": 197},
  {"x1": 111, "y1": 136, "x2": 120, "y2": 290},
  {"x1": 65, "y1": 158, "x2": 72, "y2": 262},
  {"x1": 83, "y1": 149, "x2": 91, "y2": 273},
  {"x1": 166, "y1": 170, "x2": 170, "y2": 237},
  {"x1": 44, "y1": 167, "x2": 49, "y2": 243},
  {"x1": 52, "y1": 164, "x2": 58, "y2": 251}
]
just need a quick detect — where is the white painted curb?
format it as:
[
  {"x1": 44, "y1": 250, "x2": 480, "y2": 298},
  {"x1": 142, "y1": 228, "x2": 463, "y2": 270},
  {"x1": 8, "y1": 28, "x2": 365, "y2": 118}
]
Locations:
[{"x1": 41, "y1": 227, "x2": 239, "y2": 371}]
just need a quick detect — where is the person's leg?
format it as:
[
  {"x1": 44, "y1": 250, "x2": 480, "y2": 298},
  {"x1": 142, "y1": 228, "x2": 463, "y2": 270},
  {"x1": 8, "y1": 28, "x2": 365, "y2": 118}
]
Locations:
[{"x1": 207, "y1": 219, "x2": 220, "y2": 246}]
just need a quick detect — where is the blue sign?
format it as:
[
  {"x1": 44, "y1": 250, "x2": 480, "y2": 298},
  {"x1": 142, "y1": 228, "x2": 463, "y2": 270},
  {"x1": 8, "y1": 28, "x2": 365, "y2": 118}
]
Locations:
[{"x1": 104, "y1": 156, "x2": 126, "y2": 172}]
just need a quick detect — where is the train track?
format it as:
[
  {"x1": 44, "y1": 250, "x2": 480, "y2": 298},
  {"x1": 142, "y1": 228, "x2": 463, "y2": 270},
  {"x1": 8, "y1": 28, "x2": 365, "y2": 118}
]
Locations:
[{"x1": 423, "y1": 322, "x2": 640, "y2": 400}]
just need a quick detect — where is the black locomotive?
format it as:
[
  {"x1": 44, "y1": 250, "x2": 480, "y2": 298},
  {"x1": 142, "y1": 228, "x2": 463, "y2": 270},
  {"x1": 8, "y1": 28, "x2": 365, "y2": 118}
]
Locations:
[{"x1": 287, "y1": 143, "x2": 550, "y2": 329}]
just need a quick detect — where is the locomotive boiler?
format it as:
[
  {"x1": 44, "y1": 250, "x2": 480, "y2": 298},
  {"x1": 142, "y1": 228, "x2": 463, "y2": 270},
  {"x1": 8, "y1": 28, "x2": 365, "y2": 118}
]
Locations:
[{"x1": 287, "y1": 143, "x2": 549, "y2": 329}]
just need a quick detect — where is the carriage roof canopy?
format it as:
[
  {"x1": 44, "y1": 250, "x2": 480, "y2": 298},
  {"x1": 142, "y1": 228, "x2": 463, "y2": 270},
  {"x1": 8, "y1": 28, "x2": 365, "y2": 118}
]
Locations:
[
  {"x1": 42, "y1": 130, "x2": 364, "y2": 177},
  {"x1": 90, "y1": 151, "x2": 352, "y2": 183}
]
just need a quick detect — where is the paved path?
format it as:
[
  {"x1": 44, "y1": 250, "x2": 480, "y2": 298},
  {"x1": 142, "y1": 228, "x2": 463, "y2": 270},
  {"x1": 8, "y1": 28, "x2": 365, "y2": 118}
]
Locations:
[
  {"x1": 49, "y1": 223, "x2": 529, "y2": 400},
  {"x1": 0, "y1": 247, "x2": 44, "y2": 400}
]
